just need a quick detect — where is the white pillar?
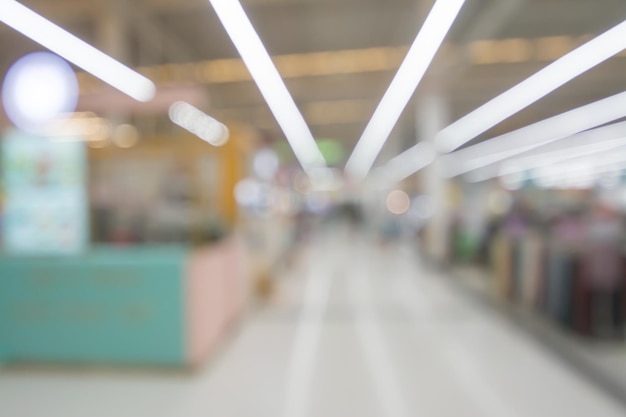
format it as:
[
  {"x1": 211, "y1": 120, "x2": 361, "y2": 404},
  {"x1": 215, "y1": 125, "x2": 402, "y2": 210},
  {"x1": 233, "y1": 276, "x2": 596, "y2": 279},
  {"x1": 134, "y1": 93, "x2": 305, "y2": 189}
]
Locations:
[{"x1": 417, "y1": 91, "x2": 451, "y2": 263}]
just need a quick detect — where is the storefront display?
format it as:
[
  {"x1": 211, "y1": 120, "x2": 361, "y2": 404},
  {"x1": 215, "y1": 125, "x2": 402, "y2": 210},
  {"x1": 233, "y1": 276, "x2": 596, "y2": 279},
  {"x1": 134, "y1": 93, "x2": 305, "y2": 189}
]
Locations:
[
  {"x1": 453, "y1": 181, "x2": 626, "y2": 341},
  {"x1": 0, "y1": 122, "x2": 257, "y2": 367}
]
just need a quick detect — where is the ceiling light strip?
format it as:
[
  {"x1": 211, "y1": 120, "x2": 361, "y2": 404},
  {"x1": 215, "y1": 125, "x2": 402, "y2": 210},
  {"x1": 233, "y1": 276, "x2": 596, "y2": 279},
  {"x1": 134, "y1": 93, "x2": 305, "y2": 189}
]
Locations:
[
  {"x1": 467, "y1": 121, "x2": 626, "y2": 182},
  {"x1": 436, "y1": 19, "x2": 626, "y2": 153},
  {"x1": 372, "y1": 142, "x2": 437, "y2": 186},
  {"x1": 442, "y1": 91, "x2": 626, "y2": 178},
  {"x1": 208, "y1": 0, "x2": 326, "y2": 172},
  {"x1": 0, "y1": 0, "x2": 155, "y2": 102},
  {"x1": 344, "y1": 0, "x2": 467, "y2": 181},
  {"x1": 378, "y1": 20, "x2": 626, "y2": 182}
]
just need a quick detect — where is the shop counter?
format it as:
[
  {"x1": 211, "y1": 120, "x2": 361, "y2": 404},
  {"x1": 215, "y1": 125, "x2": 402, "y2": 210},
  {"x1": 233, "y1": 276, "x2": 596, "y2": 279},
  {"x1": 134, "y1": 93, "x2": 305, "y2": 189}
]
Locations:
[{"x1": 0, "y1": 238, "x2": 247, "y2": 367}]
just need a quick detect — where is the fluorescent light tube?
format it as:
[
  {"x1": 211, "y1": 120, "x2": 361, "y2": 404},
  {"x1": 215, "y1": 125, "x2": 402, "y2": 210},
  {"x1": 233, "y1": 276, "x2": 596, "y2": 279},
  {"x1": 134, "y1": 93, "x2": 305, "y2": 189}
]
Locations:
[
  {"x1": 208, "y1": 0, "x2": 326, "y2": 173},
  {"x1": 345, "y1": 0, "x2": 466, "y2": 180},
  {"x1": 442, "y1": 90, "x2": 626, "y2": 177},
  {"x1": 467, "y1": 121, "x2": 626, "y2": 182},
  {"x1": 491, "y1": 138, "x2": 626, "y2": 182},
  {"x1": 169, "y1": 101, "x2": 229, "y2": 146},
  {"x1": 436, "y1": 19, "x2": 626, "y2": 153},
  {"x1": 0, "y1": 0, "x2": 156, "y2": 102},
  {"x1": 371, "y1": 142, "x2": 437, "y2": 185}
]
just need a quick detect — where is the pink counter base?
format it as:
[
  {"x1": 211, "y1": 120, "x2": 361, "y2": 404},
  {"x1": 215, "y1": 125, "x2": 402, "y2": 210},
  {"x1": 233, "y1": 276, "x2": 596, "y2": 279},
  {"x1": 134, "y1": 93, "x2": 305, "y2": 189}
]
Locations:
[{"x1": 185, "y1": 238, "x2": 248, "y2": 366}]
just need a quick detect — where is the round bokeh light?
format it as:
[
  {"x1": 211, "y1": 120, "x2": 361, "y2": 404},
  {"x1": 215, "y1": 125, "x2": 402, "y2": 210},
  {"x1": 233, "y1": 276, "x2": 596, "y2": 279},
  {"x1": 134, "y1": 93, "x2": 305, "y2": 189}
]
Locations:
[
  {"x1": 2, "y1": 52, "x2": 79, "y2": 133},
  {"x1": 253, "y1": 149, "x2": 280, "y2": 181},
  {"x1": 386, "y1": 189, "x2": 411, "y2": 215}
]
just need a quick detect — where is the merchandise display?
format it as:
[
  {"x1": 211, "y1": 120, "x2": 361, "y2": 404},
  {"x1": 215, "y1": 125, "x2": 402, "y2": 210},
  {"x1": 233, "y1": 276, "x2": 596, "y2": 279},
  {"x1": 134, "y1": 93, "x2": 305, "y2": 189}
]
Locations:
[{"x1": 452, "y1": 184, "x2": 626, "y2": 340}]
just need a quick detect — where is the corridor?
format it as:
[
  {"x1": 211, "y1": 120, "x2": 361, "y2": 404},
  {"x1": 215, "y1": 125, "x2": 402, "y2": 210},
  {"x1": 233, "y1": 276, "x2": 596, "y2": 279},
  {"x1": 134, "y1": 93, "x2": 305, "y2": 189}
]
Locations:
[{"x1": 1, "y1": 228, "x2": 624, "y2": 417}]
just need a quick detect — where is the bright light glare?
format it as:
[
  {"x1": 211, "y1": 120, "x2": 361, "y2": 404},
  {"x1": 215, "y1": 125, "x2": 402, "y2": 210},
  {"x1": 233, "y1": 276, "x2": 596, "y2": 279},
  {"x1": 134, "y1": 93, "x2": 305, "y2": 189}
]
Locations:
[
  {"x1": 345, "y1": 0, "x2": 466, "y2": 180},
  {"x1": 234, "y1": 178, "x2": 264, "y2": 207},
  {"x1": 373, "y1": 142, "x2": 437, "y2": 185},
  {"x1": 169, "y1": 101, "x2": 229, "y2": 146},
  {"x1": 436, "y1": 20, "x2": 626, "y2": 153},
  {"x1": 443, "y1": 91, "x2": 626, "y2": 178},
  {"x1": 468, "y1": 121, "x2": 626, "y2": 182},
  {"x1": 0, "y1": 0, "x2": 155, "y2": 102},
  {"x1": 208, "y1": 0, "x2": 326, "y2": 173},
  {"x1": 253, "y1": 149, "x2": 280, "y2": 181},
  {"x1": 2, "y1": 52, "x2": 78, "y2": 133},
  {"x1": 411, "y1": 194, "x2": 435, "y2": 219},
  {"x1": 308, "y1": 167, "x2": 343, "y2": 191},
  {"x1": 386, "y1": 190, "x2": 411, "y2": 215},
  {"x1": 112, "y1": 124, "x2": 140, "y2": 148}
]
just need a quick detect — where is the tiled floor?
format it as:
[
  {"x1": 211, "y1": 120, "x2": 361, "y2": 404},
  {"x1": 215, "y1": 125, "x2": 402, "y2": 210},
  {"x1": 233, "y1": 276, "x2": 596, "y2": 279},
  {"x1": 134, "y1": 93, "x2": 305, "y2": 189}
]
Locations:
[{"x1": 1, "y1": 228, "x2": 624, "y2": 417}]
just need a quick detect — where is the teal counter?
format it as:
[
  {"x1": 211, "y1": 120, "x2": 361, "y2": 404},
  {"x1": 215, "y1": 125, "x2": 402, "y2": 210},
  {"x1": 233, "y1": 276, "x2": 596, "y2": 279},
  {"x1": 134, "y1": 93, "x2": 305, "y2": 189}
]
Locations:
[{"x1": 0, "y1": 241, "x2": 246, "y2": 367}]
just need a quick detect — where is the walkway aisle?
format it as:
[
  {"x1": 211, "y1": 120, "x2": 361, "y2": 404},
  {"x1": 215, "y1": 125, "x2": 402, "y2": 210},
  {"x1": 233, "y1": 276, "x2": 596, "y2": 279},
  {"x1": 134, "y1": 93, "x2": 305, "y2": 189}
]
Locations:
[
  {"x1": 292, "y1": 229, "x2": 626, "y2": 417},
  {"x1": 0, "y1": 228, "x2": 624, "y2": 417}
]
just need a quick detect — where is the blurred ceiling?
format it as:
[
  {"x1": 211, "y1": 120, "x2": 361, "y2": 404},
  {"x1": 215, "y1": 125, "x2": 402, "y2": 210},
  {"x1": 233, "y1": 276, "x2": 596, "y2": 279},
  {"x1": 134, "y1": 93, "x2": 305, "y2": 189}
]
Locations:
[{"x1": 1, "y1": 0, "x2": 625, "y2": 164}]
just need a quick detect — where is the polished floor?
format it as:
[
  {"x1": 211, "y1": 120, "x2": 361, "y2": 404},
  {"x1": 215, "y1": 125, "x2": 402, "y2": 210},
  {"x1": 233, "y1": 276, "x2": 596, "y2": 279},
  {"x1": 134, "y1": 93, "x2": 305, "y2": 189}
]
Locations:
[{"x1": 1, "y1": 228, "x2": 625, "y2": 417}]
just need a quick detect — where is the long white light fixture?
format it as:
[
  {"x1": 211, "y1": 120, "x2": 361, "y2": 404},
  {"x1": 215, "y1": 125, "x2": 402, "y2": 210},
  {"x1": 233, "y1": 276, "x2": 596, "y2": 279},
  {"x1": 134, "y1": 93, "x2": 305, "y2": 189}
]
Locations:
[
  {"x1": 378, "y1": 19, "x2": 626, "y2": 182},
  {"x1": 344, "y1": 0, "x2": 467, "y2": 181},
  {"x1": 370, "y1": 142, "x2": 437, "y2": 186},
  {"x1": 442, "y1": 90, "x2": 626, "y2": 178},
  {"x1": 476, "y1": 138, "x2": 626, "y2": 183},
  {"x1": 207, "y1": 0, "x2": 326, "y2": 173},
  {"x1": 0, "y1": 0, "x2": 155, "y2": 102},
  {"x1": 169, "y1": 101, "x2": 230, "y2": 146},
  {"x1": 467, "y1": 121, "x2": 626, "y2": 182},
  {"x1": 436, "y1": 19, "x2": 626, "y2": 153}
]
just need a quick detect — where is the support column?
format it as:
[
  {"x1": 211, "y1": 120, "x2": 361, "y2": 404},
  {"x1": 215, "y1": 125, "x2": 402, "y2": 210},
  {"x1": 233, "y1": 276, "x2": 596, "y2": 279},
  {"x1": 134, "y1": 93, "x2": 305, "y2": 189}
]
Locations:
[
  {"x1": 97, "y1": 1, "x2": 128, "y2": 63},
  {"x1": 417, "y1": 91, "x2": 451, "y2": 264}
]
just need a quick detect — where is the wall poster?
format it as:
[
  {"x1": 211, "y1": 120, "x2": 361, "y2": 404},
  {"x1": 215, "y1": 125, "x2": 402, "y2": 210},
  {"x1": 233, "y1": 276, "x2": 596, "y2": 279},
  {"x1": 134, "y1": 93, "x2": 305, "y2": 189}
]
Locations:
[{"x1": 1, "y1": 130, "x2": 88, "y2": 254}]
